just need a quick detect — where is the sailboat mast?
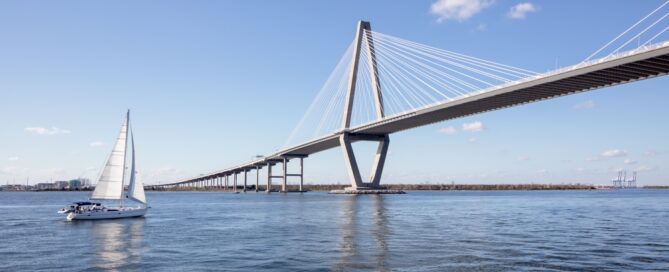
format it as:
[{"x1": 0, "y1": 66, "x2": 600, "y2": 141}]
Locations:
[{"x1": 120, "y1": 110, "x2": 130, "y2": 207}]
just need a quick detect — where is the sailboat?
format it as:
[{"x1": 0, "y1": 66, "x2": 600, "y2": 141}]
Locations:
[{"x1": 59, "y1": 110, "x2": 148, "y2": 220}]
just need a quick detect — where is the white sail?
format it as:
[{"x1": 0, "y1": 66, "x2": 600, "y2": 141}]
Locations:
[
  {"x1": 91, "y1": 112, "x2": 129, "y2": 200},
  {"x1": 126, "y1": 130, "x2": 146, "y2": 204}
]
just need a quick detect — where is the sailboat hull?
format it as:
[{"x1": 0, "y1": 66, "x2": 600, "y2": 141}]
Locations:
[{"x1": 66, "y1": 206, "x2": 147, "y2": 221}]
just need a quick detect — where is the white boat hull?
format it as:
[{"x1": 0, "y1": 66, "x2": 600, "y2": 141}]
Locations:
[{"x1": 66, "y1": 207, "x2": 147, "y2": 221}]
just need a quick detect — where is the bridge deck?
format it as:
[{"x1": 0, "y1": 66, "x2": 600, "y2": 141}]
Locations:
[{"x1": 165, "y1": 43, "x2": 669, "y2": 185}]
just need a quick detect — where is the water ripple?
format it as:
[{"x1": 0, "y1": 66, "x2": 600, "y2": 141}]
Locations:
[{"x1": 1, "y1": 190, "x2": 668, "y2": 271}]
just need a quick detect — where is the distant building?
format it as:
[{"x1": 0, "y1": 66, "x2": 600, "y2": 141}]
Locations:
[
  {"x1": 1, "y1": 184, "x2": 29, "y2": 191},
  {"x1": 80, "y1": 178, "x2": 91, "y2": 188},
  {"x1": 69, "y1": 179, "x2": 82, "y2": 189},
  {"x1": 36, "y1": 183, "x2": 56, "y2": 190},
  {"x1": 54, "y1": 181, "x2": 69, "y2": 190}
]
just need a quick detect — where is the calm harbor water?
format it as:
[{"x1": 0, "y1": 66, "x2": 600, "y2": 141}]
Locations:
[{"x1": 1, "y1": 190, "x2": 668, "y2": 271}]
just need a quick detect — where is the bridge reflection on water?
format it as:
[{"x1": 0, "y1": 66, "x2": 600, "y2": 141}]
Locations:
[{"x1": 336, "y1": 195, "x2": 390, "y2": 271}]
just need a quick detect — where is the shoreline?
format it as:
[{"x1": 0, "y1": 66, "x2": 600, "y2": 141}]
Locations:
[
  {"x1": 3, "y1": 184, "x2": 667, "y2": 192},
  {"x1": 143, "y1": 183, "x2": 668, "y2": 192}
]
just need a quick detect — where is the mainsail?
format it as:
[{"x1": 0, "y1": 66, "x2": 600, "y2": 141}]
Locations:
[
  {"x1": 126, "y1": 130, "x2": 146, "y2": 204},
  {"x1": 91, "y1": 112, "x2": 129, "y2": 200}
]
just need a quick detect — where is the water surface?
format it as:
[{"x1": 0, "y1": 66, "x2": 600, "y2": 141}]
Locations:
[{"x1": 1, "y1": 190, "x2": 668, "y2": 271}]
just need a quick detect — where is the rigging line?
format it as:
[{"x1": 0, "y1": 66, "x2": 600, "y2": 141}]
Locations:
[
  {"x1": 374, "y1": 56, "x2": 407, "y2": 115},
  {"x1": 369, "y1": 31, "x2": 537, "y2": 76},
  {"x1": 314, "y1": 63, "x2": 350, "y2": 137},
  {"x1": 366, "y1": 33, "x2": 402, "y2": 115},
  {"x1": 321, "y1": 42, "x2": 356, "y2": 131},
  {"x1": 285, "y1": 42, "x2": 354, "y2": 146},
  {"x1": 375, "y1": 50, "x2": 429, "y2": 109},
  {"x1": 363, "y1": 48, "x2": 382, "y2": 121},
  {"x1": 375, "y1": 50, "x2": 436, "y2": 109},
  {"x1": 323, "y1": 85, "x2": 346, "y2": 136},
  {"x1": 611, "y1": 11, "x2": 669, "y2": 55},
  {"x1": 375, "y1": 38, "x2": 512, "y2": 84},
  {"x1": 585, "y1": 0, "x2": 669, "y2": 61},
  {"x1": 642, "y1": 24, "x2": 669, "y2": 46},
  {"x1": 309, "y1": 72, "x2": 343, "y2": 139},
  {"x1": 373, "y1": 34, "x2": 533, "y2": 79},
  {"x1": 374, "y1": 38, "x2": 499, "y2": 88},
  {"x1": 374, "y1": 40, "x2": 480, "y2": 95},
  {"x1": 312, "y1": 87, "x2": 339, "y2": 138},
  {"x1": 322, "y1": 68, "x2": 351, "y2": 134},
  {"x1": 362, "y1": 62, "x2": 375, "y2": 123},
  {"x1": 376, "y1": 48, "x2": 450, "y2": 104},
  {"x1": 378, "y1": 44, "x2": 453, "y2": 106},
  {"x1": 374, "y1": 40, "x2": 451, "y2": 111},
  {"x1": 371, "y1": 31, "x2": 538, "y2": 76},
  {"x1": 363, "y1": 43, "x2": 386, "y2": 120},
  {"x1": 373, "y1": 54, "x2": 419, "y2": 112},
  {"x1": 356, "y1": 47, "x2": 374, "y2": 124},
  {"x1": 374, "y1": 41, "x2": 472, "y2": 98}
]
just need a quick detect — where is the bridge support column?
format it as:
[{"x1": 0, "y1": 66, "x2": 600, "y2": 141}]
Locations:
[
  {"x1": 233, "y1": 172, "x2": 238, "y2": 192},
  {"x1": 339, "y1": 133, "x2": 389, "y2": 191},
  {"x1": 255, "y1": 166, "x2": 260, "y2": 192},
  {"x1": 277, "y1": 155, "x2": 307, "y2": 192},
  {"x1": 282, "y1": 158, "x2": 287, "y2": 192},
  {"x1": 266, "y1": 162, "x2": 272, "y2": 192},
  {"x1": 299, "y1": 157, "x2": 304, "y2": 192},
  {"x1": 225, "y1": 175, "x2": 229, "y2": 191},
  {"x1": 243, "y1": 169, "x2": 248, "y2": 192}
]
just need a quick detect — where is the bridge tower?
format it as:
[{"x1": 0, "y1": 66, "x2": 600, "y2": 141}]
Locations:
[{"x1": 339, "y1": 21, "x2": 391, "y2": 191}]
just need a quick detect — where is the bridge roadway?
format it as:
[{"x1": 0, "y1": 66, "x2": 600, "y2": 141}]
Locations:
[{"x1": 159, "y1": 42, "x2": 669, "y2": 189}]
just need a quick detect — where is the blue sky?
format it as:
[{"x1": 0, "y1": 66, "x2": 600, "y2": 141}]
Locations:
[{"x1": 1, "y1": 0, "x2": 668, "y2": 186}]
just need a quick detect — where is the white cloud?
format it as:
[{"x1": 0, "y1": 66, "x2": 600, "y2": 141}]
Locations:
[
  {"x1": 462, "y1": 121, "x2": 485, "y2": 132},
  {"x1": 468, "y1": 137, "x2": 478, "y2": 143},
  {"x1": 430, "y1": 0, "x2": 494, "y2": 22},
  {"x1": 517, "y1": 156, "x2": 530, "y2": 161},
  {"x1": 438, "y1": 126, "x2": 458, "y2": 135},
  {"x1": 574, "y1": 100, "x2": 595, "y2": 110},
  {"x1": 601, "y1": 149, "x2": 627, "y2": 158},
  {"x1": 575, "y1": 167, "x2": 586, "y2": 172},
  {"x1": 537, "y1": 169, "x2": 548, "y2": 174},
  {"x1": 508, "y1": 2, "x2": 537, "y2": 19},
  {"x1": 89, "y1": 141, "x2": 105, "y2": 147},
  {"x1": 623, "y1": 159, "x2": 637, "y2": 165},
  {"x1": 8, "y1": 156, "x2": 20, "y2": 161},
  {"x1": 25, "y1": 127, "x2": 71, "y2": 135}
]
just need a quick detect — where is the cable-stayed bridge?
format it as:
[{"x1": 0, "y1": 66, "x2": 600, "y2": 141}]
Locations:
[{"x1": 154, "y1": 16, "x2": 669, "y2": 193}]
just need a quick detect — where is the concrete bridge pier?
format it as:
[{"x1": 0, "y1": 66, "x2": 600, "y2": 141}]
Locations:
[
  {"x1": 279, "y1": 155, "x2": 307, "y2": 192},
  {"x1": 282, "y1": 158, "x2": 287, "y2": 192},
  {"x1": 333, "y1": 21, "x2": 401, "y2": 194},
  {"x1": 255, "y1": 166, "x2": 260, "y2": 192},
  {"x1": 338, "y1": 133, "x2": 390, "y2": 191},
  {"x1": 233, "y1": 172, "x2": 238, "y2": 192},
  {"x1": 266, "y1": 162, "x2": 272, "y2": 192},
  {"x1": 243, "y1": 169, "x2": 248, "y2": 192},
  {"x1": 225, "y1": 175, "x2": 229, "y2": 191}
]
